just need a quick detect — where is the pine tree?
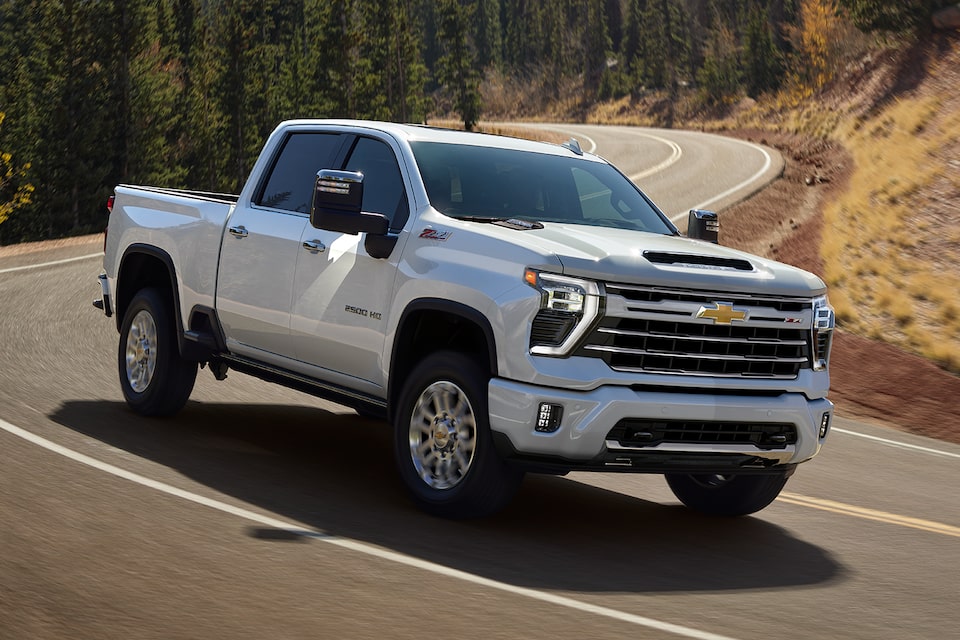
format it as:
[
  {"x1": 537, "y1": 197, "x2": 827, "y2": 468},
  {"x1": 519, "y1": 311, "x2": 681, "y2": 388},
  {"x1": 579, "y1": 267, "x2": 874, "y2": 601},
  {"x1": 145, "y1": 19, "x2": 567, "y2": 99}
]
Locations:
[
  {"x1": 503, "y1": 0, "x2": 545, "y2": 71},
  {"x1": 475, "y1": 0, "x2": 503, "y2": 70},
  {"x1": 105, "y1": 1, "x2": 186, "y2": 188},
  {"x1": 743, "y1": 5, "x2": 784, "y2": 97},
  {"x1": 7, "y1": 0, "x2": 118, "y2": 239},
  {"x1": 697, "y1": 20, "x2": 741, "y2": 105},
  {"x1": 436, "y1": 0, "x2": 482, "y2": 130},
  {"x1": 584, "y1": 0, "x2": 612, "y2": 95},
  {"x1": 182, "y1": 3, "x2": 229, "y2": 192},
  {"x1": 622, "y1": 0, "x2": 649, "y2": 91}
]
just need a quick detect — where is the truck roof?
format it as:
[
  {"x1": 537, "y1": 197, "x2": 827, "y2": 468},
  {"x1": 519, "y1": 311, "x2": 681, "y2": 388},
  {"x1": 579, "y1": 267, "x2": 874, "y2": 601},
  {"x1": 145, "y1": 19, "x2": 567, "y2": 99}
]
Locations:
[{"x1": 276, "y1": 119, "x2": 593, "y2": 159}]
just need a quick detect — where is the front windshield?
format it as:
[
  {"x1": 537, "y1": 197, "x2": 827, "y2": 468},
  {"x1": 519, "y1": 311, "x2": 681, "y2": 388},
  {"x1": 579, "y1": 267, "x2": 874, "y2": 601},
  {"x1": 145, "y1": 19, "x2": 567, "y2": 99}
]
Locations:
[{"x1": 411, "y1": 141, "x2": 676, "y2": 235}]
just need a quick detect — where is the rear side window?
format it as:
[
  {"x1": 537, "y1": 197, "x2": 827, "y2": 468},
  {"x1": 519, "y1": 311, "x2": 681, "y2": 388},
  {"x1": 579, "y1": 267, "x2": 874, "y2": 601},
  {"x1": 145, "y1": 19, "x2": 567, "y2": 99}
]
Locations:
[{"x1": 257, "y1": 133, "x2": 343, "y2": 213}]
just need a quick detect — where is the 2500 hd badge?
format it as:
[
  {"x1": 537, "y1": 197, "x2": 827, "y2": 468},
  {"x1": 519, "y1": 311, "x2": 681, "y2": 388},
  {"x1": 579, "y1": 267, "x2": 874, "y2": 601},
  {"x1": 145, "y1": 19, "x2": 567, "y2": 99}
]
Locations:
[{"x1": 345, "y1": 304, "x2": 382, "y2": 320}]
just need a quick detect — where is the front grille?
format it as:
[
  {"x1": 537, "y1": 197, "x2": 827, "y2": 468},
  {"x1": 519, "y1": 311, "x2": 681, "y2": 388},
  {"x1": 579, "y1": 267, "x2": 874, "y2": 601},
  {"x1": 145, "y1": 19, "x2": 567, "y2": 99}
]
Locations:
[
  {"x1": 579, "y1": 283, "x2": 815, "y2": 379},
  {"x1": 608, "y1": 419, "x2": 798, "y2": 450}
]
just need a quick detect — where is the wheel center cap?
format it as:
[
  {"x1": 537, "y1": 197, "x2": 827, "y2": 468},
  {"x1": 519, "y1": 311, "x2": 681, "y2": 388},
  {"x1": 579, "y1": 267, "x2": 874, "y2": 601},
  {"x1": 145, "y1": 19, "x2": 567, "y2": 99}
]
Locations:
[{"x1": 432, "y1": 416, "x2": 457, "y2": 453}]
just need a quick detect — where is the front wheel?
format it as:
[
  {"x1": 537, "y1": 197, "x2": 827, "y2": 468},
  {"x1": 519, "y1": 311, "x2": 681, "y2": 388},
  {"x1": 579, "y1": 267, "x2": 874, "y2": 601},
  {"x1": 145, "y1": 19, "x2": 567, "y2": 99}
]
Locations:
[
  {"x1": 665, "y1": 471, "x2": 790, "y2": 516},
  {"x1": 393, "y1": 351, "x2": 523, "y2": 518},
  {"x1": 118, "y1": 287, "x2": 197, "y2": 417}
]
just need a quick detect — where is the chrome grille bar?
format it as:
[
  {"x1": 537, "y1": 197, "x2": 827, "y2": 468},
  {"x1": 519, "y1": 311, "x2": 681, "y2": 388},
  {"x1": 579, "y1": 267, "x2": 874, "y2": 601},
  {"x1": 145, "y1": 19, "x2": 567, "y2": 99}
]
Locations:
[
  {"x1": 584, "y1": 344, "x2": 809, "y2": 363},
  {"x1": 596, "y1": 326, "x2": 807, "y2": 346}
]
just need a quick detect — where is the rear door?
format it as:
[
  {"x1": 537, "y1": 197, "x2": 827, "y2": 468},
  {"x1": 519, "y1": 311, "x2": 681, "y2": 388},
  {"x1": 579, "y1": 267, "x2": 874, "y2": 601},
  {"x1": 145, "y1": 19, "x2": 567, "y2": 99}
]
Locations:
[{"x1": 216, "y1": 132, "x2": 345, "y2": 362}]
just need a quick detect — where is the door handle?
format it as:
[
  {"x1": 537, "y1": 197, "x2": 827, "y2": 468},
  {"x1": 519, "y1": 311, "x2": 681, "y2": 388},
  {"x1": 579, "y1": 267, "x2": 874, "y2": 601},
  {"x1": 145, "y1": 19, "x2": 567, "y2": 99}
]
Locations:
[
  {"x1": 228, "y1": 225, "x2": 248, "y2": 238},
  {"x1": 303, "y1": 239, "x2": 326, "y2": 253}
]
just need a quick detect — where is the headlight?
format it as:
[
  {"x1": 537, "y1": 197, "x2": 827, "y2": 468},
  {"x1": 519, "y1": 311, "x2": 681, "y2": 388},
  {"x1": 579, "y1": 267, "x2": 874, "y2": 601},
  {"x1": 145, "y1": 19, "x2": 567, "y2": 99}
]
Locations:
[
  {"x1": 524, "y1": 269, "x2": 602, "y2": 356},
  {"x1": 812, "y1": 295, "x2": 835, "y2": 371}
]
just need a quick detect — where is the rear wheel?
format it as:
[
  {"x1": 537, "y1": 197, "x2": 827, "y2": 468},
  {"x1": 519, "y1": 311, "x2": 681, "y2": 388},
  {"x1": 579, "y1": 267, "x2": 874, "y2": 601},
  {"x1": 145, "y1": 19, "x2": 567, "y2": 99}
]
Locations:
[
  {"x1": 665, "y1": 471, "x2": 789, "y2": 516},
  {"x1": 118, "y1": 287, "x2": 197, "y2": 417},
  {"x1": 393, "y1": 351, "x2": 523, "y2": 518}
]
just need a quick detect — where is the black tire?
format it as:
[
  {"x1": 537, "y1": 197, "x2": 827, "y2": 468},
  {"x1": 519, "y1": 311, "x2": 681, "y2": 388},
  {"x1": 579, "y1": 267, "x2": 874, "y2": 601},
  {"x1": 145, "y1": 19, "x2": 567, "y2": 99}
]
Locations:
[
  {"x1": 393, "y1": 351, "x2": 523, "y2": 518},
  {"x1": 118, "y1": 287, "x2": 197, "y2": 417},
  {"x1": 665, "y1": 471, "x2": 790, "y2": 517}
]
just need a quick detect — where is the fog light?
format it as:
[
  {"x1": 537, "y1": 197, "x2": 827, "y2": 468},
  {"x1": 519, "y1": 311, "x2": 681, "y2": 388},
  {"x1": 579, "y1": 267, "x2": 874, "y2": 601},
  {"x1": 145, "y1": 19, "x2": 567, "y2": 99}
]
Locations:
[
  {"x1": 536, "y1": 403, "x2": 563, "y2": 433},
  {"x1": 819, "y1": 412, "x2": 831, "y2": 439}
]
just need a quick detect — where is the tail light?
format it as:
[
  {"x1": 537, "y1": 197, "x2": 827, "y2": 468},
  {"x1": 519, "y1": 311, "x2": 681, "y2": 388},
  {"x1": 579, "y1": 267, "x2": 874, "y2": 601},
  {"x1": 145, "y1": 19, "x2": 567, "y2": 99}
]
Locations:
[{"x1": 104, "y1": 195, "x2": 114, "y2": 253}]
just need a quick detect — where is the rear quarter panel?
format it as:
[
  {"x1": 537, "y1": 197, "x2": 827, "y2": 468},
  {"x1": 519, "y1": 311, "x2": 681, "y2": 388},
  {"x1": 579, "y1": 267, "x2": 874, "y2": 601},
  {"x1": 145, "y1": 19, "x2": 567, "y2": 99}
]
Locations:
[{"x1": 106, "y1": 186, "x2": 234, "y2": 328}]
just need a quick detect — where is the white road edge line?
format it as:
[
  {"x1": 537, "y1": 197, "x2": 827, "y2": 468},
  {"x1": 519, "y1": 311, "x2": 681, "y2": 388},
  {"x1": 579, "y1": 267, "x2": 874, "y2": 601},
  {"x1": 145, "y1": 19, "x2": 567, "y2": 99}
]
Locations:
[
  {"x1": 0, "y1": 252, "x2": 103, "y2": 274},
  {"x1": 669, "y1": 139, "x2": 773, "y2": 223},
  {"x1": 833, "y1": 427, "x2": 960, "y2": 459},
  {"x1": 0, "y1": 417, "x2": 739, "y2": 640}
]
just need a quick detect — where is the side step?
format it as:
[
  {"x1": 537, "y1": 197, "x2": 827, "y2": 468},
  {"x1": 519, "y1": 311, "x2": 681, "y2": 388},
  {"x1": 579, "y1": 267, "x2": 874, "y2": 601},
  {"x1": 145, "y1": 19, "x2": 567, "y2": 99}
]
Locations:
[
  {"x1": 181, "y1": 329, "x2": 220, "y2": 362},
  {"x1": 221, "y1": 354, "x2": 388, "y2": 418},
  {"x1": 183, "y1": 329, "x2": 219, "y2": 349}
]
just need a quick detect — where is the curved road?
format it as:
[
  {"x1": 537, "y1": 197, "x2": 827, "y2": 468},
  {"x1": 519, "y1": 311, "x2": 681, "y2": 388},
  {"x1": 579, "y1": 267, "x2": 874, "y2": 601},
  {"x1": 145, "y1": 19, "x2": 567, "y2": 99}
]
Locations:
[{"x1": 1, "y1": 125, "x2": 958, "y2": 640}]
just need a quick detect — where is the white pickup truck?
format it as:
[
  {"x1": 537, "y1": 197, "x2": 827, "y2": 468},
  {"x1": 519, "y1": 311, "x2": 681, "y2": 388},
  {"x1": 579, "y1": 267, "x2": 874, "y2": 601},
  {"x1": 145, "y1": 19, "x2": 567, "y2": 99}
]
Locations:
[{"x1": 96, "y1": 119, "x2": 835, "y2": 518}]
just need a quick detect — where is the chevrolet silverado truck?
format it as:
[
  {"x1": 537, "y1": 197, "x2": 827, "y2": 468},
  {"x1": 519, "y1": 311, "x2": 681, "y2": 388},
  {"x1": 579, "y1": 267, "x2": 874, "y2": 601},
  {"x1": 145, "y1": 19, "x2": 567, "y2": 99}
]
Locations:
[{"x1": 95, "y1": 119, "x2": 835, "y2": 518}]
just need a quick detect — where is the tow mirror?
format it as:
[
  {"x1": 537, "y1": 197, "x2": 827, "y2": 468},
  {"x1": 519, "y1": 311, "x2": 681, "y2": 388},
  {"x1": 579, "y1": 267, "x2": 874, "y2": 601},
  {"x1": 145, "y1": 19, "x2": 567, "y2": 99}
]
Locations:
[
  {"x1": 311, "y1": 169, "x2": 389, "y2": 236},
  {"x1": 687, "y1": 209, "x2": 719, "y2": 244}
]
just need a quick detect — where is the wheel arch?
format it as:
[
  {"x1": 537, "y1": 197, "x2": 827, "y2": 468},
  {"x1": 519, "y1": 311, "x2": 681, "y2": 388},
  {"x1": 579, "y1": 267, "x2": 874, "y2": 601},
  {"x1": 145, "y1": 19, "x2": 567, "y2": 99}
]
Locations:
[
  {"x1": 115, "y1": 244, "x2": 186, "y2": 353},
  {"x1": 388, "y1": 298, "x2": 498, "y2": 422}
]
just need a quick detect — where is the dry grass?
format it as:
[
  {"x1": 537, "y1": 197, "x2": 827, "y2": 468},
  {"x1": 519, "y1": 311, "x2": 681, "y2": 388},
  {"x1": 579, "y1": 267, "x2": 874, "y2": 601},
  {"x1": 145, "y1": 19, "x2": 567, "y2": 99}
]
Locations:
[{"x1": 822, "y1": 93, "x2": 960, "y2": 372}]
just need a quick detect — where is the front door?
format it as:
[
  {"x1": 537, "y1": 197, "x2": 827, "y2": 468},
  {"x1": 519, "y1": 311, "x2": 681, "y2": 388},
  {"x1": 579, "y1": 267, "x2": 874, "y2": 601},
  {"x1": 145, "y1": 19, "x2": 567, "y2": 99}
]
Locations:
[{"x1": 289, "y1": 135, "x2": 411, "y2": 392}]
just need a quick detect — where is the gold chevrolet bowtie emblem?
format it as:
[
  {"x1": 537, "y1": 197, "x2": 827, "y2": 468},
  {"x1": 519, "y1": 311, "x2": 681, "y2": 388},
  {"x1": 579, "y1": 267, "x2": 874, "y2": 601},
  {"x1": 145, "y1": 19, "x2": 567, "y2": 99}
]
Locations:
[{"x1": 696, "y1": 302, "x2": 748, "y2": 324}]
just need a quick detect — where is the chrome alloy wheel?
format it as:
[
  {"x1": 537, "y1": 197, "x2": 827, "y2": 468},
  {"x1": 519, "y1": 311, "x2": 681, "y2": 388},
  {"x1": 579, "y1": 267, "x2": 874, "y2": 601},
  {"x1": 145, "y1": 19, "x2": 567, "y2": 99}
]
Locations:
[
  {"x1": 125, "y1": 309, "x2": 158, "y2": 393},
  {"x1": 408, "y1": 381, "x2": 478, "y2": 490}
]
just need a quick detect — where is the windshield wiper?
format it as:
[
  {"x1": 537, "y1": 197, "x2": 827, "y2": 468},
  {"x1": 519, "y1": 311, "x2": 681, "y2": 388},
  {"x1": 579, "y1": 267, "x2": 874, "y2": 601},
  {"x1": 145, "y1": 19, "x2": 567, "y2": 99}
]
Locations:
[
  {"x1": 453, "y1": 215, "x2": 508, "y2": 222},
  {"x1": 454, "y1": 215, "x2": 544, "y2": 230}
]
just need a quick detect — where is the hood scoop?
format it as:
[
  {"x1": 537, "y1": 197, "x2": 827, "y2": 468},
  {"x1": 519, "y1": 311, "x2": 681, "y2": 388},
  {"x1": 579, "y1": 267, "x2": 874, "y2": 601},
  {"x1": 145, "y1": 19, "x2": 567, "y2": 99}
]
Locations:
[{"x1": 643, "y1": 251, "x2": 754, "y2": 272}]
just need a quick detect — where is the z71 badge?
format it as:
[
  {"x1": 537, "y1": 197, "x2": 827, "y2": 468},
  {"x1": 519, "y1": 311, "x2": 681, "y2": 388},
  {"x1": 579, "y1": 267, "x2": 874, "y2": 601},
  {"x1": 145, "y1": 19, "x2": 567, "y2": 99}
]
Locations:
[{"x1": 419, "y1": 228, "x2": 452, "y2": 241}]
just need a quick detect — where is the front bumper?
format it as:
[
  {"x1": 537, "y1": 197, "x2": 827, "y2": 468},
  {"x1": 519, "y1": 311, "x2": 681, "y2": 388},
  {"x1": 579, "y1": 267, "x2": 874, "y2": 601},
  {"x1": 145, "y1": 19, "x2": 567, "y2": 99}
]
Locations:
[{"x1": 488, "y1": 378, "x2": 832, "y2": 473}]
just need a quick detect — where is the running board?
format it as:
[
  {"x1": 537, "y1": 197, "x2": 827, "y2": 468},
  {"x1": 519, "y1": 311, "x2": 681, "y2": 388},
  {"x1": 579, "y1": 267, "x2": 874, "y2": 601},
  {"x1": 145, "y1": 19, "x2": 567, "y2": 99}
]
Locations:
[{"x1": 217, "y1": 354, "x2": 388, "y2": 418}]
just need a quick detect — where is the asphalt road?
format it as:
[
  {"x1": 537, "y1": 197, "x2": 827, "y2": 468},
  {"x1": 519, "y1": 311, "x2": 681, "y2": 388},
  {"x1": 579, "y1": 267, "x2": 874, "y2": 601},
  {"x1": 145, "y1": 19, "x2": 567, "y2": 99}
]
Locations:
[{"x1": 2, "y1": 125, "x2": 958, "y2": 640}]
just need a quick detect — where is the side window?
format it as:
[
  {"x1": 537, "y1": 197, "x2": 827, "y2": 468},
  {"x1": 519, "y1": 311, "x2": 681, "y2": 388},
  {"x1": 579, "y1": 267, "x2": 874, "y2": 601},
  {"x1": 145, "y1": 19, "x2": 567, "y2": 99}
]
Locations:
[
  {"x1": 257, "y1": 133, "x2": 343, "y2": 213},
  {"x1": 344, "y1": 137, "x2": 409, "y2": 230}
]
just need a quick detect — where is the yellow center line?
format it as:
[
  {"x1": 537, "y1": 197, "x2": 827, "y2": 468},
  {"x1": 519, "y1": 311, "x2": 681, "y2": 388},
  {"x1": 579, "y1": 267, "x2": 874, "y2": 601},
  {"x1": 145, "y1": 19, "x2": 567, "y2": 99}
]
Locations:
[{"x1": 780, "y1": 492, "x2": 960, "y2": 539}]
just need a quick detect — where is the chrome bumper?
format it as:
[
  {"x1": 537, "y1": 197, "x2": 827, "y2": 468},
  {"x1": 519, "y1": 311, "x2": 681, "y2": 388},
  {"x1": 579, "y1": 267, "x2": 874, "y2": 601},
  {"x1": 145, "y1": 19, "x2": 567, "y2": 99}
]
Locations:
[{"x1": 488, "y1": 378, "x2": 832, "y2": 470}]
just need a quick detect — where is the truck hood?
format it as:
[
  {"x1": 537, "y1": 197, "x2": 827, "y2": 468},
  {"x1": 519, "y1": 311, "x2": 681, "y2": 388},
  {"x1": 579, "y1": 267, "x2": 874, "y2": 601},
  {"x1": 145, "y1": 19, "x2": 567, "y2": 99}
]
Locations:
[{"x1": 485, "y1": 221, "x2": 826, "y2": 297}]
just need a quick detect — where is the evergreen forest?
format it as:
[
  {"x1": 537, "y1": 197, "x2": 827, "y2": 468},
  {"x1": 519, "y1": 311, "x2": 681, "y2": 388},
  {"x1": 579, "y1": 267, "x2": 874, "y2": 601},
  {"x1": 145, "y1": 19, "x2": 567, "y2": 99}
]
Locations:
[{"x1": 0, "y1": 0, "x2": 944, "y2": 244}]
